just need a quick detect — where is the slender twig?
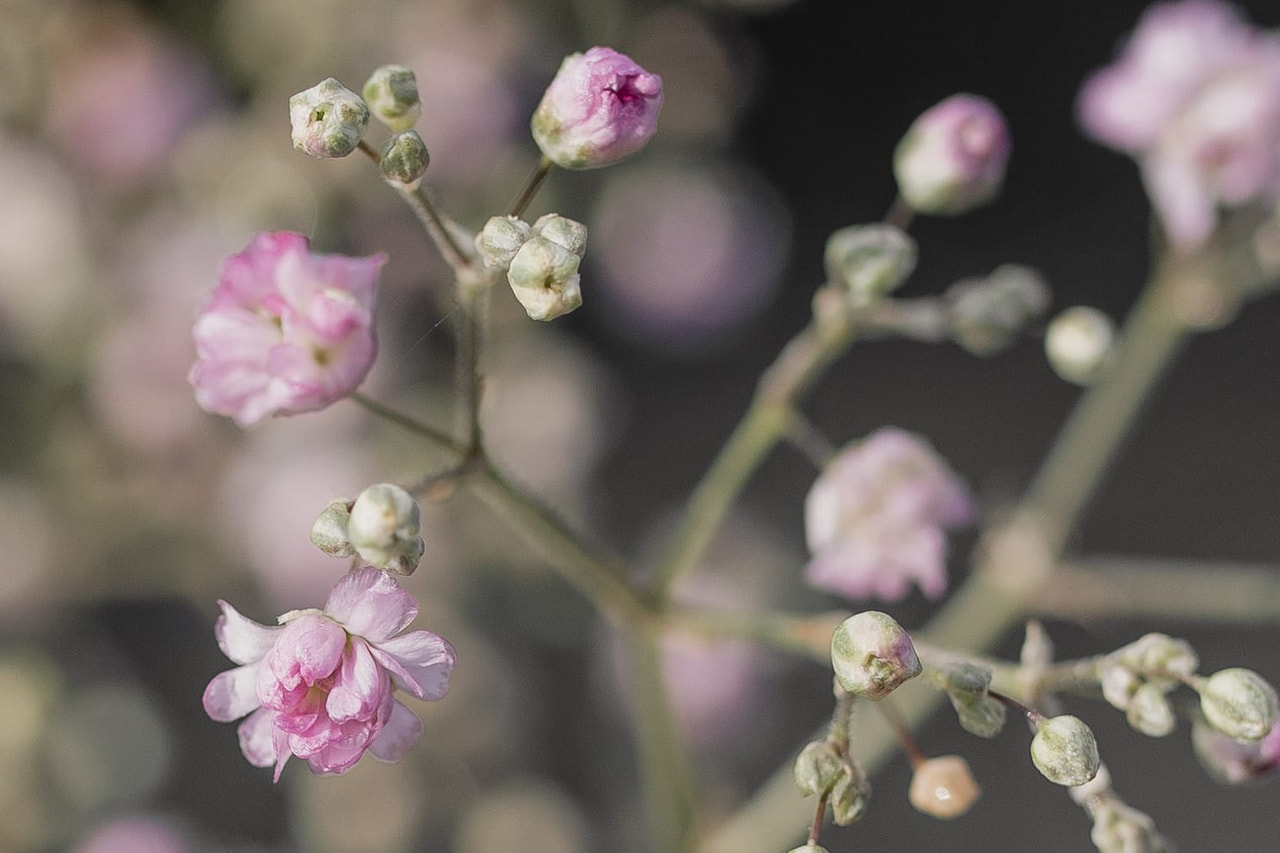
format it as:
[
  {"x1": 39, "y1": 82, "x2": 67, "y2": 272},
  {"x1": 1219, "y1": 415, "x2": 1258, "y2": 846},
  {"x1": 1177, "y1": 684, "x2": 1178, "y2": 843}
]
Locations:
[
  {"x1": 453, "y1": 286, "x2": 489, "y2": 452},
  {"x1": 508, "y1": 155, "x2": 554, "y2": 219},
  {"x1": 785, "y1": 410, "x2": 839, "y2": 470},
  {"x1": 395, "y1": 184, "x2": 474, "y2": 273},
  {"x1": 876, "y1": 697, "x2": 927, "y2": 768},
  {"x1": 351, "y1": 392, "x2": 462, "y2": 456},
  {"x1": 884, "y1": 194, "x2": 915, "y2": 231}
]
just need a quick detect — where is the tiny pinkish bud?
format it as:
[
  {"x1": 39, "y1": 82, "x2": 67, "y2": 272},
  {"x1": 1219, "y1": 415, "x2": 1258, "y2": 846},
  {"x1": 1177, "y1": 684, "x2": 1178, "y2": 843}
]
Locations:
[
  {"x1": 363, "y1": 65, "x2": 421, "y2": 133},
  {"x1": 289, "y1": 78, "x2": 370, "y2": 158},
  {"x1": 894, "y1": 94, "x2": 1010, "y2": 215},
  {"x1": 532, "y1": 213, "x2": 589, "y2": 257},
  {"x1": 379, "y1": 130, "x2": 430, "y2": 186},
  {"x1": 1077, "y1": 0, "x2": 1280, "y2": 249},
  {"x1": 531, "y1": 47, "x2": 663, "y2": 170},
  {"x1": 1031, "y1": 715, "x2": 1100, "y2": 787},
  {"x1": 805, "y1": 427, "x2": 973, "y2": 602},
  {"x1": 348, "y1": 483, "x2": 424, "y2": 575},
  {"x1": 830, "y1": 611, "x2": 921, "y2": 700},
  {"x1": 909, "y1": 755, "x2": 981, "y2": 819},
  {"x1": 189, "y1": 232, "x2": 385, "y2": 427},
  {"x1": 506, "y1": 235, "x2": 583, "y2": 321},
  {"x1": 202, "y1": 567, "x2": 456, "y2": 780},
  {"x1": 311, "y1": 499, "x2": 356, "y2": 558}
]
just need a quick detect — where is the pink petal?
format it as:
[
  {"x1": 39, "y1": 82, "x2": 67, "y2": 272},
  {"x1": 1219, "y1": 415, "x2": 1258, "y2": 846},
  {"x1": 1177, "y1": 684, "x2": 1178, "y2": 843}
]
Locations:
[
  {"x1": 368, "y1": 700, "x2": 423, "y2": 763},
  {"x1": 203, "y1": 664, "x2": 262, "y2": 722},
  {"x1": 213, "y1": 600, "x2": 281, "y2": 665},
  {"x1": 326, "y1": 638, "x2": 390, "y2": 722},
  {"x1": 372, "y1": 631, "x2": 456, "y2": 700},
  {"x1": 267, "y1": 612, "x2": 346, "y2": 688},
  {"x1": 236, "y1": 707, "x2": 278, "y2": 768},
  {"x1": 325, "y1": 568, "x2": 418, "y2": 642}
]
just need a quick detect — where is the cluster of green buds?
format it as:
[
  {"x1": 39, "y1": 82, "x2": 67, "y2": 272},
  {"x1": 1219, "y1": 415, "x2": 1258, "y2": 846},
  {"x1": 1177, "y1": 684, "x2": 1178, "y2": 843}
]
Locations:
[
  {"x1": 819, "y1": 224, "x2": 917, "y2": 311},
  {"x1": 1097, "y1": 633, "x2": 1198, "y2": 737},
  {"x1": 475, "y1": 213, "x2": 588, "y2": 320},
  {"x1": 1069, "y1": 764, "x2": 1170, "y2": 853},
  {"x1": 793, "y1": 738, "x2": 871, "y2": 825},
  {"x1": 944, "y1": 264, "x2": 1051, "y2": 356},
  {"x1": 310, "y1": 483, "x2": 425, "y2": 575},
  {"x1": 930, "y1": 661, "x2": 1007, "y2": 738}
]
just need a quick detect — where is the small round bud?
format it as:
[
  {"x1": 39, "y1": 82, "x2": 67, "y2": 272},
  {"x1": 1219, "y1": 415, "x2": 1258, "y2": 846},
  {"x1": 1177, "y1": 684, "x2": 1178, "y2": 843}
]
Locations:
[
  {"x1": 830, "y1": 611, "x2": 922, "y2": 701},
  {"x1": 362, "y1": 64, "x2": 421, "y2": 132},
  {"x1": 1031, "y1": 715, "x2": 1101, "y2": 787},
  {"x1": 794, "y1": 740, "x2": 844, "y2": 797},
  {"x1": 347, "y1": 483, "x2": 424, "y2": 574},
  {"x1": 289, "y1": 78, "x2": 370, "y2": 158},
  {"x1": 310, "y1": 499, "x2": 355, "y2": 558},
  {"x1": 1116, "y1": 633, "x2": 1199, "y2": 683},
  {"x1": 506, "y1": 235, "x2": 583, "y2": 321},
  {"x1": 823, "y1": 224, "x2": 917, "y2": 304},
  {"x1": 1045, "y1": 306, "x2": 1114, "y2": 385},
  {"x1": 829, "y1": 758, "x2": 871, "y2": 825},
  {"x1": 532, "y1": 213, "x2": 588, "y2": 257},
  {"x1": 893, "y1": 94, "x2": 1010, "y2": 216},
  {"x1": 1090, "y1": 800, "x2": 1168, "y2": 853},
  {"x1": 955, "y1": 695, "x2": 1008, "y2": 740},
  {"x1": 1126, "y1": 682, "x2": 1177, "y2": 738},
  {"x1": 935, "y1": 662, "x2": 1006, "y2": 738},
  {"x1": 945, "y1": 265, "x2": 1051, "y2": 356},
  {"x1": 476, "y1": 216, "x2": 533, "y2": 271},
  {"x1": 1199, "y1": 668, "x2": 1279, "y2": 741},
  {"x1": 908, "y1": 755, "x2": 981, "y2": 819},
  {"x1": 378, "y1": 130, "x2": 430, "y2": 186}
]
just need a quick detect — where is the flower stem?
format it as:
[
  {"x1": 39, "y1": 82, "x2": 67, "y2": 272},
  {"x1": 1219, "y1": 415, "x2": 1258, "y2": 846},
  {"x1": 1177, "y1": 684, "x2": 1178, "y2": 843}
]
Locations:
[
  {"x1": 454, "y1": 284, "x2": 489, "y2": 453},
  {"x1": 508, "y1": 155, "x2": 554, "y2": 219},
  {"x1": 350, "y1": 392, "x2": 462, "y2": 455},
  {"x1": 395, "y1": 183, "x2": 474, "y2": 273}
]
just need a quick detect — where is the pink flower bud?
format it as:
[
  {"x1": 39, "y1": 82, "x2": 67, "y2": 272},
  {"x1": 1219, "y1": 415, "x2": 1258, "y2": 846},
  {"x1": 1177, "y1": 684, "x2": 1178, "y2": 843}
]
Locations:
[
  {"x1": 189, "y1": 232, "x2": 385, "y2": 427},
  {"x1": 830, "y1": 610, "x2": 922, "y2": 700},
  {"x1": 202, "y1": 567, "x2": 456, "y2": 780},
  {"x1": 531, "y1": 47, "x2": 663, "y2": 169},
  {"x1": 894, "y1": 94, "x2": 1010, "y2": 216}
]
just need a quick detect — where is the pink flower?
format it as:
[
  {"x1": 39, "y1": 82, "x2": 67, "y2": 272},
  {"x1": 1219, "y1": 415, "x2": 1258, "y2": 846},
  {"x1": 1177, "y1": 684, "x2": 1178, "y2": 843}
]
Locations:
[
  {"x1": 189, "y1": 232, "x2": 385, "y2": 427},
  {"x1": 1078, "y1": 0, "x2": 1280, "y2": 249},
  {"x1": 804, "y1": 428, "x2": 973, "y2": 601},
  {"x1": 202, "y1": 567, "x2": 456, "y2": 780},
  {"x1": 1193, "y1": 718, "x2": 1280, "y2": 783},
  {"x1": 893, "y1": 94, "x2": 1011, "y2": 216},
  {"x1": 531, "y1": 47, "x2": 663, "y2": 169}
]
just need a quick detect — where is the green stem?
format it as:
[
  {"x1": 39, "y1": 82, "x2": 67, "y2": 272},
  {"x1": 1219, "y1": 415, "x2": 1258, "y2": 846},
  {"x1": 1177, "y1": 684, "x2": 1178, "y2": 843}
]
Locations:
[
  {"x1": 395, "y1": 183, "x2": 474, "y2": 273},
  {"x1": 454, "y1": 285, "x2": 489, "y2": 452},
  {"x1": 508, "y1": 156, "x2": 554, "y2": 219},
  {"x1": 350, "y1": 392, "x2": 462, "y2": 456}
]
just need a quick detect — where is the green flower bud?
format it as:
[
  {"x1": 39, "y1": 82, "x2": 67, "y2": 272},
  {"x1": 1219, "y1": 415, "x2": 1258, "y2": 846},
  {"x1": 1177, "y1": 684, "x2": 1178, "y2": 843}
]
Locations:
[
  {"x1": 476, "y1": 216, "x2": 533, "y2": 271},
  {"x1": 1031, "y1": 715, "x2": 1100, "y2": 787},
  {"x1": 793, "y1": 740, "x2": 844, "y2": 797},
  {"x1": 908, "y1": 754, "x2": 981, "y2": 819},
  {"x1": 1115, "y1": 633, "x2": 1199, "y2": 683},
  {"x1": 1126, "y1": 682, "x2": 1176, "y2": 738},
  {"x1": 823, "y1": 224, "x2": 917, "y2": 305},
  {"x1": 532, "y1": 213, "x2": 588, "y2": 257},
  {"x1": 378, "y1": 130, "x2": 430, "y2": 186},
  {"x1": 347, "y1": 483, "x2": 424, "y2": 575},
  {"x1": 955, "y1": 694, "x2": 1008, "y2": 739},
  {"x1": 289, "y1": 78, "x2": 370, "y2": 158},
  {"x1": 1045, "y1": 306, "x2": 1114, "y2": 385},
  {"x1": 945, "y1": 264, "x2": 1051, "y2": 356},
  {"x1": 830, "y1": 611, "x2": 922, "y2": 701},
  {"x1": 829, "y1": 757, "x2": 871, "y2": 825},
  {"x1": 362, "y1": 64, "x2": 421, "y2": 132},
  {"x1": 934, "y1": 662, "x2": 1006, "y2": 738},
  {"x1": 310, "y1": 498, "x2": 355, "y2": 558},
  {"x1": 1090, "y1": 800, "x2": 1169, "y2": 853},
  {"x1": 1199, "y1": 668, "x2": 1279, "y2": 741},
  {"x1": 506, "y1": 235, "x2": 583, "y2": 321}
]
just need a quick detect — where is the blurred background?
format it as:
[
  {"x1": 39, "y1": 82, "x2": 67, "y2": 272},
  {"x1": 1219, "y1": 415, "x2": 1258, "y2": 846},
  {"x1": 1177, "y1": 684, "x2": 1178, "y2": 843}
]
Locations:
[{"x1": 2, "y1": 0, "x2": 1279, "y2": 850}]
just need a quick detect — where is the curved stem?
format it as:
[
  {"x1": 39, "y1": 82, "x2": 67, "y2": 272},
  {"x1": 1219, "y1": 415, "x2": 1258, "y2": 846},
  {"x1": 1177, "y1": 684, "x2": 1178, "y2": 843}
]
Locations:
[
  {"x1": 508, "y1": 156, "x2": 554, "y2": 219},
  {"x1": 351, "y1": 392, "x2": 462, "y2": 456}
]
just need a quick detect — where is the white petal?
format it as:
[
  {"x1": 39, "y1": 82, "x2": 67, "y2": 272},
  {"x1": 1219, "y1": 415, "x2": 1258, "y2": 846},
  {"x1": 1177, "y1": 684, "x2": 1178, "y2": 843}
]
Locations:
[
  {"x1": 237, "y1": 707, "x2": 278, "y2": 768},
  {"x1": 368, "y1": 701, "x2": 423, "y2": 762},
  {"x1": 203, "y1": 664, "x2": 262, "y2": 722},
  {"x1": 215, "y1": 600, "x2": 281, "y2": 665}
]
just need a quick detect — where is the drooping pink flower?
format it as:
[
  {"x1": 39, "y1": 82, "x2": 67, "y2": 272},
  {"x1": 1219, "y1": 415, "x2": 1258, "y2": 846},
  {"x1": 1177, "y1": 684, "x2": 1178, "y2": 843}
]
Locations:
[
  {"x1": 804, "y1": 427, "x2": 973, "y2": 601},
  {"x1": 531, "y1": 47, "x2": 663, "y2": 169},
  {"x1": 893, "y1": 94, "x2": 1011, "y2": 216},
  {"x1": 1078, "y1": 0, "x2": 1280, "y2": 249},
  {"x1": 1193, "y1": 717, "x2": 1280, "y2": 783},
  {"x1": 189, "y1": 232, "x2": 385, "y2": 427},
  {"x1": 202, "y1": 567, "x2": 455, "y2": 780}
]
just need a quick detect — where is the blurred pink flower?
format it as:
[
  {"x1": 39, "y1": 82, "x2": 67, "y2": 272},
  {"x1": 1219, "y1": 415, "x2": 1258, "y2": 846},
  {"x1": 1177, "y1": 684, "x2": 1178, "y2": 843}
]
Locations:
[
  {"x1": 203, "y1": 567, "x2": 456, "y2": 780},
  {"x1": 1078, "y1": 0, "x2": 1280, "y2": 249},
  {"x1": 894, "y1": 94, "x2": 1010, "y2": 215},
  {"x1": 190, "y1": 232, "x2": 385, "y2": 427},
  {"x1": 73, "y1": 815, "x2": 190, "y2": 853},
  {"x1": 804, "y1": 427, "x2": 973, "y2": 601},
  {"x1": 1194, "y1": 718, "x2": 1280, "y2": 783},
  {"x1": 531, "y1": 47, "x2": 663, "y2": 169}
]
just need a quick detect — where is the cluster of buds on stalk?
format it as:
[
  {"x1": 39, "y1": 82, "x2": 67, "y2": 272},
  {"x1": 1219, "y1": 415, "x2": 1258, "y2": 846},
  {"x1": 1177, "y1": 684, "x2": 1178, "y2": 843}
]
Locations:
[
  {"x1": 930, "y1": 661, "x2": 1007, "y2": 738},
  {"x1": 476, "y1": 213, "x2": 590, "y2": 320},
  {"x1": 1097, "y1": 633, "x2": 1198, "y2": 737},
  {"x1": 311, "y1": 483, "x2": 425, "y2": 575},
  {"x1": 944, "y1": 264, "x2": 1052, "y2": 356}
]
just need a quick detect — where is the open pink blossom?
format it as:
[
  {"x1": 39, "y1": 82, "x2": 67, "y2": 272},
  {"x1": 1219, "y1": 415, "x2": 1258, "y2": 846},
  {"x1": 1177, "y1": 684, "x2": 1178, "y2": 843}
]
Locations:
[
  {"x1": 202, "y1": 567, "x2": 455, "y2": 780},
  {"x1": 189, "y1": 232, "x2": 385, "y2": 427},
  {"x1": 1078, "y1": 0, "x2": 1280, "y2": 249},
  {"x1": 531, "y1": 46, "x2": 663, "y2": 169},
  {"x1": 804, "y1": 427, "x2": 974, "y2": 601}
]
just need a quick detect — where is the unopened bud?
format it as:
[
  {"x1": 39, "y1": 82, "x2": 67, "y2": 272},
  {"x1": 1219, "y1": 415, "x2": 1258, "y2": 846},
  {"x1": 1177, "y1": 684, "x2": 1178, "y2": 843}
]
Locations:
[
  {"x1": 829, "y1": 758, "x2": 871, "y2": 825},
  {"x1": 362, "y1": 64, "x2": 421, "y2": 132},
  {"x1": 830, "y1": 611, "x2": 921, "y2": 700},
  {"x1": 476, "y1": 216, "x2": 533, "y2": 271},
  {"x1": 823, "y1": 224, "x2": 917, "y2": 304},
  {"x1": 379, "y1": 130, "x2": 430, "y2": 186},
  {"x1": 935, "y1": 662, "x2": 1006, "y2": 738},
  {"x1": 1199, "y1": 668, "x2": 1279, "y2": 741},
  {"x1": 532, "y1": 213, "x2": 589, "y2": 257},
  {"x1": 946, "y1": 265, "x2": 1051, "y2": 356},
  {"x1": 347, "y1": 483, "x2": 424, "y2": 574},
  {"x1": 289, "y1": 78, "x2": 370, "y2": 158},
  {"x1": 310, "y1": 499, "x2": 355, "y2": 558},
  {"x1": 1116, "y1": 633, "x2": 1199, "y2": 683},
  {"x1": 1045, "y1": 306, "x2": 1114, "y2": 385},
  {"x1": 1126, "y1": 683, "x2": 1176, "y2": 738},
  {"x1": 1031, "y1": 715, "x2": 1100, "y2": 787},
  {"x1": 908, "y1": 755, "x2": 981, "y2": 819},
  {"x1": 794, "y1": 740, "x2": 844, "y2": 797},
  {"x1": 1090, "y1": 800, "x2": 1168, "y2": 853},
  {"x1": 894, "y1": 94, "x2": 1010, "y2": 216},
  {"x1": 507, "y1": 235, "x2": 583, "y2": 321}
]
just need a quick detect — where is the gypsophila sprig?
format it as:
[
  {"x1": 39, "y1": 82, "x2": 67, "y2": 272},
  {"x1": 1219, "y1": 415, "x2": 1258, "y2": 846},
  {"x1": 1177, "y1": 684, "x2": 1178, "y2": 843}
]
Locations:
[
  {"x1": 202, "y1": 567, "x2": 455, "y2": 780},
  {"x1": 894, "y1": 94, "x2": 1011, "y2": 216}
]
